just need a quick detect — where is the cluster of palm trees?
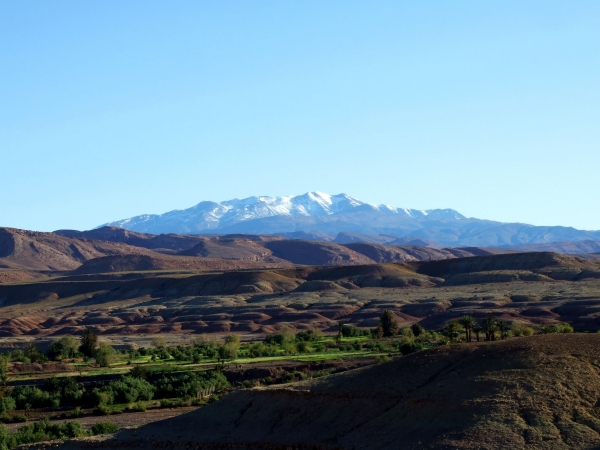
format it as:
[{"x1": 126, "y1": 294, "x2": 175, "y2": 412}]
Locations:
[{"x1": 445, "y1": 315, "x2": 509, "y2": 342}]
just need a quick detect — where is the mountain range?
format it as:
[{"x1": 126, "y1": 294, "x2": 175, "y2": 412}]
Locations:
[{"x1": 102, "y1": 192, "x2": 600, "y2": 247}]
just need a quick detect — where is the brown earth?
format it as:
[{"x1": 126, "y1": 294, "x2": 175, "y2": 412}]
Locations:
[
  {"x1": 0, "y1": 228, "x2": 161, "y2": 271},
  {"x1": 0, "y1": 226, "x2": 514, "y2": 279},
  {"x1": 0, "y1": 252, "x2": 599, "y2": 338},
  {"x1": 56, "y1": 334, "x2": 600, "y2": 449}
]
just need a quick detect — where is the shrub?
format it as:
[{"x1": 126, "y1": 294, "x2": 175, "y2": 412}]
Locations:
[
  {"x1": 90, "y1": 422, "x2": 119, "y2": 435},
  {"x1": 0, "y1": 398, "x2": 15, "y2": 416},
  {"x1": 541, "y1": 323, "x2": 574, "y2": 334},
  {"x1": 0, "y1": 418, "x2": 84, "y2": 449},
  {"x1": 128, "y1": 402, "x2": 146, "y2": 412},
  {"x1": 340, "y1": 325, "x2": 368, "y2": 338},
  {"x1": 374, "y1": 355, "x2": 390, "y2": 363},
  {"x1": 93, "y1": 404, "x2": 111, "y2": 416},
  {"x1": 400, "y1": 342, "x2": 423, "y2": 356},
  {"x1": 10, "y1": 386, "x2": 58, "y2": 410},
  {"x1": 160, "y1": 399, "x2": 173, "y2": 408},
  {"x1": 129, "y1": 365, "x2": 149, "y2": 380},
  {"x1": 411, "y1": 323, "x2": 425, "y2": 337},
  {"x1": 522, "y1": 327, "x2": 535, "y2": 336},
  {"x1": 70, "y1": 407, "x2": 84, "y2": 418},
  {"x1": 264, "y1": 334, "x2": 285, "y2": 345},
  {"x1": 11, "y1": 414, "x2": 28, "y2": 423}
]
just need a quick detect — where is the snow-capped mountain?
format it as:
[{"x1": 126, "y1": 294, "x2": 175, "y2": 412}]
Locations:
[
  {"x1": 102, "y1": 192, "x2": 465, "y2": 235},
  {"x1": 99, "y1": 192, "x2": 600, "y2": 246}
]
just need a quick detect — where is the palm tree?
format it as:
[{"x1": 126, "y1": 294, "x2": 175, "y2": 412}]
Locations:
[
  {"x1": 473, "y1": 324, "x2": 483, "y2": 342},
  {"x1": 498, "y1": 320, "x2": 509, "y2": 340},
  {"x1": 445, "y1": 320, "x2": 461, "y2": 341},
  {"x1": 483, "y1": 315, "x2": 498, "y2": 341},
  {"x1": 460, "y1": 316, "x2": 476, "y2": 342}
]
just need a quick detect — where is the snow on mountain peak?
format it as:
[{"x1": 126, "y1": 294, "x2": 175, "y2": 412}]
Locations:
[{"x1": 100, "y1": 192, "x2": 465, "y2": 234}]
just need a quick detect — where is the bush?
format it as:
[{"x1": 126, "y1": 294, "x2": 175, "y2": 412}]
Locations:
[
  {"x1": 129, "y1": 365, "x2": 149, "y2": 380},
  {"x1": 400, "y1": 342, "x2": 423, "y2": 356},
  {"x1": 374, "y1": 355, "x2": 390, "y2": 363},
  {"x1": 94, "y1": 404, "x2": 111, "y2": 416},
  {"x1": 11, "y1": 414, "x2": 27, "y2": 423},
  {"x1": 127, "y1": 401, "x2": 146, "y2": 412},
  {"x1": 153, "y1": 371, "x2": 228, "y2": 400},
  {"x1": 94, "y1": 376, "x2": 154, "y2": 405},
  {"x1": 340, "y1": 325, "x2": 368, "y2": 338},
  {"x1": 90, "y1": 422, "x2": 119, "y2": 435},
  {"x1": 540, "y1": 323, "x2": 573, "y2": 334},
  {"x1": 264, "y1": 334, "x2": 285, "y2": 345},
  {"x1": 160, "y1": 399, "x2": 173, "y2": 408},
  {"x1": 522, "y1": 327, "x2": 535, "y2": 336},
  {"x1": 0, "y1": 398, "x2": 15, "y2": 416},
  {"x1": 0, "y1": 418, "x2": 84, "y2": 449},
  {"x1": 10, "y1": 386, "x2": 58, "y2": 410},
  {"x1": 70, "y1": 407, "x2": 84, "y2": 418}
]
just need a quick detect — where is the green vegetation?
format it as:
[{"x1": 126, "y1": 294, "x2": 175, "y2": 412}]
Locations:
[{"x1": 0, "y1": 418, "x2": 120, "y2": 449}]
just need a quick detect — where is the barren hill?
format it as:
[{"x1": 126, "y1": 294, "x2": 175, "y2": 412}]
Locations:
[
  {"x1": 75, "y1": 334, "x2": 600, "y2": 449},
  {"x1": 0, "y1": 227, "x2": 155, "y2": 271},
  {"x1": 54, "y1": 226, "x2": 203, "y2": 253}
]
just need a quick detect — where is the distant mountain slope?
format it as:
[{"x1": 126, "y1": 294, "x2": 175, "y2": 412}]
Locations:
[
  {"x1": 99, "y1": 192, "x2": 600, "y2": 247},
  {"x1": 502, "y1": 239, "x2": 600, "y2": 254},
  {"x1": 0, "y1": 227, "x2": 156, "y2": 271},
  {"x1": 1, "y1": 226, "x2": 519, "y2": 276},
  {"x1": 54, "y1": 226, "x2": 203, "y2": 253}
]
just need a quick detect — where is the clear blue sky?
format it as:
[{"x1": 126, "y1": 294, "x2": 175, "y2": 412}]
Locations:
[{"x1": 2, "y1": 1, "x2": 599, "y2": 232}]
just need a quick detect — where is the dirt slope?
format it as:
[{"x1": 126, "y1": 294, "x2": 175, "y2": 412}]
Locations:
[
  {"x1": 0, "y1": 227, "x2": 156, "y2": 271},
  {"x1": 263, "y1": 240, "x2": 376, "y2": 265},
  {"x1": 343, "y1": 242, "x2": 490, "y2": 263},
  {"x1": 70, "y1": 334, "x2": 600, "y2": 449},
  {"x1": 72, "y1": 254, "x2": 288, "y2": 274},
  {"x1": 55, "y1": 226, "x2": 204, "y2": 252}
]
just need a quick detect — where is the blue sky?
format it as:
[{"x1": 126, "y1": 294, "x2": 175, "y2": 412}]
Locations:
[{"x1": 1, "y1": 1, "x2": 599, "y2": 231}]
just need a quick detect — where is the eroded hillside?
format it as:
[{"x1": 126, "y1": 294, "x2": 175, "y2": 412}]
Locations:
[
  {"x1": 61, "y1": 334, "x2": 600, "y2": 449},
  {"x1": 0, "y1": 253, "x2": 599, "y2": 339}
]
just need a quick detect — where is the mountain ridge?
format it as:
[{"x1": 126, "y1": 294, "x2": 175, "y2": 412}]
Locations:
[{"x1": 100, "y1": 192, "x2": 600, "y2": 247}]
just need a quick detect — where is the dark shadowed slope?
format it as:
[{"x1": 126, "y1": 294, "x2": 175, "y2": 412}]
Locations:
[{"x1": 66, "y1": 334, "x2": 600, "y2": 449}]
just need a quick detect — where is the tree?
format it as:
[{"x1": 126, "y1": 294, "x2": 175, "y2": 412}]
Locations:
[
  {"x1": 25, "y1": 343, "x2": 42, "y2": 363},
  {"x1": 460, "y1": 316, "x2": 476, "y2": 342},
  {"x1": 473, "y1": 325, "x2": 483, "y2": 342},
  {"x1": 444, "y1": 320, "x2": 461, "y2": 341},
  {"x1": 336, "y1": 322, "x2": 343, "y2": 345},
  {"x1": 0, "y1": 355, "x2": 8, "y2": 386},
  {"x1": 411, "y1": 323, "x2": 425, "y2": 338},
  {"x1": 497, "y1": 320, "x2": 509, "y2": 340},
  {"x1": 95, "y1": 343, "x2": 116, "y2": 367},
  {"x1": 151, "y1": 336, "x2": 166, "y2": 348},
  {"x1": 218, "y1": 335, "x2": 240, "y2": 362},
  {"x1": 80, "y1": 328, "x2": 98, "y2": 357},
  {"x1": 483, "y1": 315, "x2": 498, "y2": 341},
  {"x1": 48, "y1": 336, "x2": 79, "y2": 360},
  {"x1": 379, "y1": 311, "x2": 398, "y2": 337}
]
